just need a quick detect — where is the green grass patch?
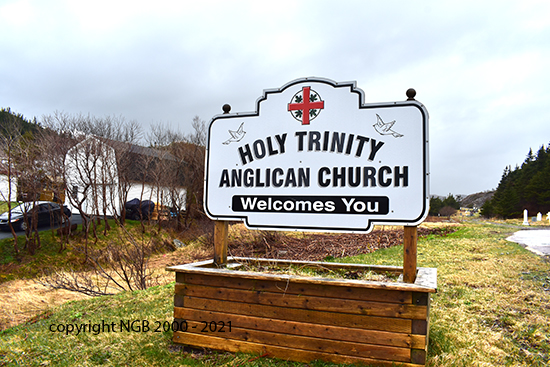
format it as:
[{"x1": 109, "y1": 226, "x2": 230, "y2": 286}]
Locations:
[
  {"x1": 1, "y1": 221, "x2": 549, "y2": 366},
  {"x1": 336, "y1": 222, "x2": 550, "y2": 366},
  {"x1": 0, "y1": 202, "x2": 18, "y2": 215},
  {"x1": 0, "y1": 219, "x2": 169, "y2": 283},
  {"x1": 0, "y1": 283, "x2": 336, "y2": 366}
]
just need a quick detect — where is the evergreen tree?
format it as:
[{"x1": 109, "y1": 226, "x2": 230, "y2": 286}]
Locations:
[
  {"x1": 442, "y1": 194, "x2": 460, "y2": 209},
  {"x1": 0, "y1": 107, "x2": 41, "y2": 138},
  {"x1": 482, "y1": 144, "x2": 550, "y2": 218},
  {"x1": 525, "y1": 148, "x2": 535, "y2": 164},
  {"x1": 429, "y1": 197, "x2": 443, "y2": 216},
  {"x1": 479, "y1": 198, "x2": 494, "y2": 217}
]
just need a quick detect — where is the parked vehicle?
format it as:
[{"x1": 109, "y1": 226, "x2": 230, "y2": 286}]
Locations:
[
  {"x1": 0, "y1": 201, "x2": 71, "y2": 232},
  {"x1": 124, "y1": 199, "x2": 155, "y2": 220}
]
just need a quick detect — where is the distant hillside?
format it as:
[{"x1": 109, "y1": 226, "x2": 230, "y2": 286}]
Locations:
[
  {"x1": 0, "y1": 107, "x2": 41, "y2": 137},
  {"x1": 431, "y1": 191, "x2": 495, "y2": 210},
  {"x1": 459, "y1": 191, "x2": 495, "y2": 209}
]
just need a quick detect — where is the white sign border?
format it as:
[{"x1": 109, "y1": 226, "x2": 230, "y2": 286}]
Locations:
[{"x1": 204, "y1": 77, "x2": 429, "y2": 233}]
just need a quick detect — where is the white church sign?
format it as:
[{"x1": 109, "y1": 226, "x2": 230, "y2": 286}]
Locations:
[{"x1": 204, "y1": 77, "x2": 429, "y2": 232}]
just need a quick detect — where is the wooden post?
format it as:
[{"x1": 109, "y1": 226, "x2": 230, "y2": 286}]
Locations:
[
  {"x1": 214, "y1": 220, "x2": 228, "y2": 266},
  {"x1": 212, "y1": 103, "x2": 232, "y2": 267},
  {"x1": 403, "y1": 90, "x2": 419, "y2": 283},
  {"x1": 403, "y1": 225, "x2": 417, "y2": 283}
]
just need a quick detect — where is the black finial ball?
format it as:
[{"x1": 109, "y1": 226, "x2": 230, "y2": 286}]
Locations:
[
  {"x1": 222, "y1": 104, "x2": 231, "y2": 114},
  {"x1": 406, "y1": 88, "x2": 416, "y2": 100}
]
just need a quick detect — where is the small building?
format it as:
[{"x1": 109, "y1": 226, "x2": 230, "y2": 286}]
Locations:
[
  {"x1": 64, "y1": 136, "x2": 186, "y2": 218},
  {"x1": 65, "y1": 136, "x2": 119, "y2": 216}
]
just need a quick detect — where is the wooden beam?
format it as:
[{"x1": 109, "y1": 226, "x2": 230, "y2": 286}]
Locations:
[
  {"x1": 178, "y1": 285, "x2": 427, "y2": 319},
  {"x1": 403, "y1": 226, "x2": 417, "y2": 283},
  {"x1": 214, "y1": 220, "x2": 228, "y2": 266},
  {"x1": 177, "y1": 308, "x2": 426, "y2": 349},
  {"x1": 212, "y1": 104, "x2": 232, "y2": 267}
]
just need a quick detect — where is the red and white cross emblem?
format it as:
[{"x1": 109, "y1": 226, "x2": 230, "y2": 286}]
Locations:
[{"x1": 288, "y1": 86, "x2": 325, "y2": 125}]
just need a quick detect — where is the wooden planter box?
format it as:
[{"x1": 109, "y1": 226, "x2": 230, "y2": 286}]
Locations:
[{"x1": 167, "y1": 257, "x2": 436, "y2": 366}]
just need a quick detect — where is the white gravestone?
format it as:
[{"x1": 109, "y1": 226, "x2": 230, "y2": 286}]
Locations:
[
  {"x1": 537, "y1": 212, "x2": 542, "y2": 221},
  {"x1": 522, "y1": 209, "x2": 530, "y2": 226}
]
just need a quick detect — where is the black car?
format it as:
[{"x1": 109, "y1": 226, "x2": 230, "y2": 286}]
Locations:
[
  {"x1": 0, "y1": 201, "x2": 72, "y2": 232},
  {"x1": 124, "y1": 199, "x2": 155, "y2": 220}
]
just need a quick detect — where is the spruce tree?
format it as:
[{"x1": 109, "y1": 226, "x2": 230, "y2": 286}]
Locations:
[{"x1": 482, "y1": 145, "x2": 550, "y2": 217}]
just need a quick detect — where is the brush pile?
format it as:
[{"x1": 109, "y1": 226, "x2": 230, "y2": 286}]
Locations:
[{"x1": 228, "y1": 226, "x2": 457, "y2": 261}]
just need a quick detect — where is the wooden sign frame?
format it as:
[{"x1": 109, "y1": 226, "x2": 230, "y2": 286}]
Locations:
[{"x1": 169, "y1": 83, "x2": 434, "y2": 366}]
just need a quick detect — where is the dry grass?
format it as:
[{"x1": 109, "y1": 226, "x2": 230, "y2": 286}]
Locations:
[
  {"x1": 0, "y1": 279, "x2": 89, "y2": 330},
  {"x1": 1, "y1": 219, "x2": 548, "y2": 367},
  {"x1": 1, "y1": 221, "x2": 450, "y2": 333},
  {"x1": 232, "y1": 259, "x2": 401, "y2": 282},
  {"x1": 327, "y1": 221, "x2": 550, "y2": 366},
  {"x1": 0, "y1": 232, "x2": 213, "y2": 331},
  {"x1": 420, "y1": 226, "x2": 550, "y2": 366}
]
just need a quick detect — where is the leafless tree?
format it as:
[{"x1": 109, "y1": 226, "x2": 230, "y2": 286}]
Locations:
[
  {"x1": 439, "y1": 206, "x2": 457, "y2": 219},
  {"x1": 0, "y1": 113, "x2": 49, "y2": 255},
  {"x1": 41, "y1": 112, "x2": 139, "y2": 259},
  {"x1": 0, "y1": 115, "x2": 22, "y2": 256},
  {"x1": 42, "y1": 112, "x2": 142, "y2": 227},
  {"x1": 38, "y1": 226, "x2": 160, "y2": 296},
  {"x1": 145, "y1": 117, "x2": 206, "y2": 231},
  {"x1": 146, "y1": 123, "x2": 182, "y2": 231},
  {"x1": 179, "y1": 116, "x2": 207, "y2": 227},
  {"x1": 15, "y1": 135, "x2": 45, "y2": 254},
  {"x1": 35, "y1": 126, "x2": 74, "y2": 251},
  {"x1": 77, "y1": 114, "x2": 143, "y2": 227}
]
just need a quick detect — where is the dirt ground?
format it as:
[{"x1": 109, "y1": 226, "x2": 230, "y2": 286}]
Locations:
[{"x1": 0, "y1": 222, "x2": 458, "y2": 331}]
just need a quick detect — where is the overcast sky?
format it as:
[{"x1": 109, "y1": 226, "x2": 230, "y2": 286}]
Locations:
[{"x1": 1, "y1": 0, "x2": 549, "y2": 196}]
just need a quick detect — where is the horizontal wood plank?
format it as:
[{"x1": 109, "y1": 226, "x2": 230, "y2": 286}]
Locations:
[
  {"x1": 178, "y1": 284, "x2": 427, "y2": 319},
  {"x1": 178, "y1": 273, "x2": 413, "y2": 304},
  {"x1": 175, "y1": 298, "x2": 412, "y2": 333},
  {"x1": 178, "y1": 308, "x2": 426, "y2": 349},
  {"x1": 173, "y1": 331, "x2": 424, "y2": 367},
  {"x1": 170, "y1": 258, "x2": 435, "y2": 366},
  {"x1": 183, "y1": 320, "x2": 411, "y2": 362}
]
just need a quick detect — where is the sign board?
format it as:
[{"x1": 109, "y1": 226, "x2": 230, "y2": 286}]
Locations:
[{"x1": 204, "y1": 77, "x2": 429, "y2": 233}]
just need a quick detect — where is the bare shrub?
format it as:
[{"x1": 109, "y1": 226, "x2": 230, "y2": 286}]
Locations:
[
  {"x1": 228, "y1": 229, "x2": 284, "y2": 258},
  {"x1": 439, "y1": 206, "x2": 458, "y2": 219},
  {"x1": 195, "y1": 219, "x2": 215, "y2": 248},
  {"x1": 39, "y1": 228, "x2": 160, "y2": 296},
  {"x1": 228, "y1": 226, "x2": 458, "y2": 261}
]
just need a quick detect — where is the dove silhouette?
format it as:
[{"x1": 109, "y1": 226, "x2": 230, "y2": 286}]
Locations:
[
  {"x1": 223, "y1": 122, "x2": 246, "y2": 145},
  {"x1": 373, "y1": 114, "x2": 403, "y2": 138}
]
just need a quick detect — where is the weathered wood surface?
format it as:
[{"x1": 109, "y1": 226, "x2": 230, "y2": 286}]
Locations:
[
  {"x1": 175, "y1": 308, "x2": 426, "y2": 349},
  {"x1": 173, "y1": 332, "x2": 425, "y2": 366},
  {"x1": 183, "y1": 320, "x2": 412, "y2": 362},
  {"x1": 403, "y1": 226, "x2": 418, "y2": 283},
  {"x1": 168, "y1": 257, "x2": 437, "y2": 293},
  {"x1": 213, "y1": 221, "x2": 228, "y2": 265},
  {"x1": 177, "y1": 284, "x2": 427, "y2": 319},
  {"x1": 170, "y1": 257, "x2": 435, "y2": 366},
  {"x1": 178, "y1": 272, "x2": 413, "y2": 303},
  {"x1": 175, "y1": 299, "x2": 412, "y2": 333}
]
